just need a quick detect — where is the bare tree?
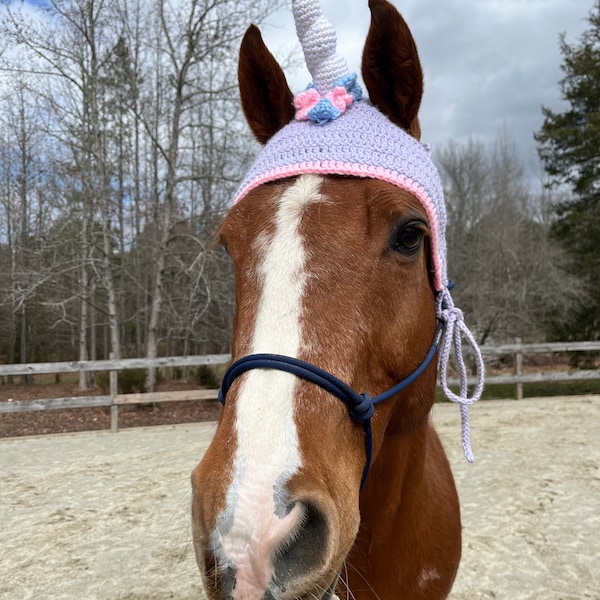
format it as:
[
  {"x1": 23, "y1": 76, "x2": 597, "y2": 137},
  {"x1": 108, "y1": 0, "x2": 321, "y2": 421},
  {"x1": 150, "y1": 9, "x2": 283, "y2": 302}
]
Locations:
[
  {"x1": 0, "y1": 0, "x2": 282, "y2": 376},
  {"x1": 436, "y1": 133, "x2": 587, "y2": 343},
  {"x1": 0, "y1": 81, "x2": 48, "y2": 378},
  {"x1": 2, "y1": 0, "x2": 123, "y2": 386},
  {"x1": 134, "y1": 0, "x2": 283, "y2": 389}
]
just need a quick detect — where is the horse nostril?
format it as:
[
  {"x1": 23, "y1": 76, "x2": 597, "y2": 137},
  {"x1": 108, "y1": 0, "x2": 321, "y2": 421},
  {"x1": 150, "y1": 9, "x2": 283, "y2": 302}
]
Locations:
[{"x1": 273, "y1": 502, "x2": 330, "y2": 584}]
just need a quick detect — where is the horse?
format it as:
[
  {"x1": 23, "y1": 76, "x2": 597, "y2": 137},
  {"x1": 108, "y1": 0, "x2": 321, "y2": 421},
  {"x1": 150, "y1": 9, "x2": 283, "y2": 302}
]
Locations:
[{"x1": 191, "y1": 1, "x2": 483, "y2": 598}]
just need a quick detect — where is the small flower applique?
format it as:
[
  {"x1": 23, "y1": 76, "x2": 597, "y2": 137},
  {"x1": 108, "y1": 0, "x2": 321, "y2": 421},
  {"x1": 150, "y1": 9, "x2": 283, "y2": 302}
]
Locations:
[{"x1": 294, "y1": 73, "x2": 363, "y2": 125}]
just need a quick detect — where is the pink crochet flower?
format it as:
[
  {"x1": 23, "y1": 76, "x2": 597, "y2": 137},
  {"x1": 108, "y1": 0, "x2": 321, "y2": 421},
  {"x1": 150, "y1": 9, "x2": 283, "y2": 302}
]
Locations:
[
  {"x1": 294, "y1": 88, "x2": 321, "y2": 121},
  {"x1": 294, "y1": 86, "x2": 355, "y2": 123},
  {"x1": 326, "y1": 86, "x2": 354, "y2": 112}
]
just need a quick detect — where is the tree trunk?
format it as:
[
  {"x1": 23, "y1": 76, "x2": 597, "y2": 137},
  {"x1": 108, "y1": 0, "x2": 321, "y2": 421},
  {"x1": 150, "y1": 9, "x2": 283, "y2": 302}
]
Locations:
[{"x1": 78, "y1": 211, "x2": 90, "y2": 390}]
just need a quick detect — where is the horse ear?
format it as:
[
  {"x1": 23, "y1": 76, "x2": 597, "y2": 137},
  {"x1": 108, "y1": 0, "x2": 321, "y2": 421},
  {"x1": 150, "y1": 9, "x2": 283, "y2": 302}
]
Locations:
[
  {"x1": 238, "y1": 25, "x2": 295, "y2": 144},
  {"x1": 361, "y1": 0, "x2": 424, "y2": 139}
]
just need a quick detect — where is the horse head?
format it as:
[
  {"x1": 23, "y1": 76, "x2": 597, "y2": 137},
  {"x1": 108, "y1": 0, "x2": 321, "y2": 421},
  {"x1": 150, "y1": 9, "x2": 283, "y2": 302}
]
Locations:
[{"x1": 191, "y1": 1, "x2": 483, "y2": 598}]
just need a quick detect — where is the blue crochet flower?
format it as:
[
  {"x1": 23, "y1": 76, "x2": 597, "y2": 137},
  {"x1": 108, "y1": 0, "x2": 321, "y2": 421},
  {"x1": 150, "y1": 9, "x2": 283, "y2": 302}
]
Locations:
[{"x1": 307, "y1": 98, "x2": 341, "y2": 124}]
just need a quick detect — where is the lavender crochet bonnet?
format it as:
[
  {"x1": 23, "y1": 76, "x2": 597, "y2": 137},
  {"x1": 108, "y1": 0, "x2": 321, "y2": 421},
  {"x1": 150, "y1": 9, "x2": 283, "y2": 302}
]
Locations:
[{"x1": 235, "y1": 0, "x2": 485, "y2": 461}]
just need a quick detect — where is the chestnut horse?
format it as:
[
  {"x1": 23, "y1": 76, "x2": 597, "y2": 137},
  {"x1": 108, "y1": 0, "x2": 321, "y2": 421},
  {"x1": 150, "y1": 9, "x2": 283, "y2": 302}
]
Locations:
[{"x1": 192, "y1": 1, "x2": 483, "y2": 598}]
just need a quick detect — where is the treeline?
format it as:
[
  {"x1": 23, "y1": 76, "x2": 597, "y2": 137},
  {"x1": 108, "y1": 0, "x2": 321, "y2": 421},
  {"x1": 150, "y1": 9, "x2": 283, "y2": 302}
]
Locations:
[
  {"x1": 437, "y1": 135, "x2": 586, "y2": 345},
  {"x1": 0, "y1": 0, "x2": 282, "y2": 388},
  {"x1": 0, "y1": 0, "x2": 598, "y2": 385},
  {"x1": 441, "y1": 0, "x2": 600, "y2": 346}
]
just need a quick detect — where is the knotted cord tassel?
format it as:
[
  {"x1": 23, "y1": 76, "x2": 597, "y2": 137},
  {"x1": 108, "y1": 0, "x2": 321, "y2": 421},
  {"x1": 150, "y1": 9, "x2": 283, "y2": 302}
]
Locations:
[{"x1": 437, "y1": 291, "x2": 485, "y2": 462}]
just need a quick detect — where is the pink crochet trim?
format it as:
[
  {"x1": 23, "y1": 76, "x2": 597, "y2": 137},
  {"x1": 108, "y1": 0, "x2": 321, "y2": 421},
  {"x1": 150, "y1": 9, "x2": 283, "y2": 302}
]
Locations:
[{"x1": 234, "y1": 164, "x2": 445, "y2": 291}]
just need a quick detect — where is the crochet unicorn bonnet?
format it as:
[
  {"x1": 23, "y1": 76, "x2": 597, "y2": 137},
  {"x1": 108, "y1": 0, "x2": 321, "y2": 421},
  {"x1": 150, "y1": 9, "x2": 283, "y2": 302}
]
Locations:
[{"x1": 235, "y1": 0, "x2": 485, "y2": 461}]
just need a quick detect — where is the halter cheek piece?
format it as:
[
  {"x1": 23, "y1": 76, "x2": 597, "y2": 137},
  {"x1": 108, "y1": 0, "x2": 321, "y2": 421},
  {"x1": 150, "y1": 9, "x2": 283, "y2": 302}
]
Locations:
[{"x1": 218, "y1": 321, "x2": 445, "y2": 491}]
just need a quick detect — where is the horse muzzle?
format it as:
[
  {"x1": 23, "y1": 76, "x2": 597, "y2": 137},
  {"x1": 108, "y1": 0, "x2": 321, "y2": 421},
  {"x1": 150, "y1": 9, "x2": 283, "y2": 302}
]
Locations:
[{"x1": 192, "y1": 495, "x2": 347, "y2": 600}]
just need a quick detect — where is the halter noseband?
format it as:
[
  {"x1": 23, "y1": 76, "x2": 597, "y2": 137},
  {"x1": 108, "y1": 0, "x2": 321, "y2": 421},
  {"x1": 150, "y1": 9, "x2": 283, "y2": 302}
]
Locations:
[{"x1": 218, "y1": 321, "x2": 445, "y2": 491}]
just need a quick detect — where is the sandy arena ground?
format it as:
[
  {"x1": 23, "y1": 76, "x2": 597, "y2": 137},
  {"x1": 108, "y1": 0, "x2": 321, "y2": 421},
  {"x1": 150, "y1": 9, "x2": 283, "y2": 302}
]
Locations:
[{"x1": 1, "y1": 396, "x2": 599, "y2": 600}]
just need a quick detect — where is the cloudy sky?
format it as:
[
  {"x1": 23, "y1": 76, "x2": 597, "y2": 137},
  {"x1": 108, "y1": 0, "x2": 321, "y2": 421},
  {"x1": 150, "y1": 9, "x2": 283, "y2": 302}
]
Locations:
[
  {"x1": 13, "y1": 0, "x2": 594, "y2": 175},
  {"x1": 261, "y1": 0, "x2": 593, "y2": 172}
]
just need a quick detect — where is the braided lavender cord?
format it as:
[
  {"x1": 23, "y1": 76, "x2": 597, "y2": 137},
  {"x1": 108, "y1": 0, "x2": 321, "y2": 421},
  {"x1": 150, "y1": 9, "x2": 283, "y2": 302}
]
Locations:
[
  {"x1": 292, "y1": 0, "x2": 350, "y2": 94},
  {"x1": 437, "y1": 291, "x2": 485, "y2": 462}
]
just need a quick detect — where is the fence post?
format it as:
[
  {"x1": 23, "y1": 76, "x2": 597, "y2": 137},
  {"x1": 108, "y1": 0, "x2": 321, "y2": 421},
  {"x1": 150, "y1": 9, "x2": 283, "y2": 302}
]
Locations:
[
  {"x1": 515, "y1": 337, "x2": 523, "y2": 400},
  {"x1": 110, "y1": 353, "x2": 119, "y2": 432}
]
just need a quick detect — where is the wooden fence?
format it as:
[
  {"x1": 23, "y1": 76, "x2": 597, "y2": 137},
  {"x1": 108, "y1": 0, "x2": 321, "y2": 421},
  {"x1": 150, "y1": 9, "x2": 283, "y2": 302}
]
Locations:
[
  {"x1": 1, "y1": 340, "x2": 599, "y2": 430},
  {"x1": 473, "y1": 338, "x2": 600, "y2": 400},
  {"x1": 0, "y1": 354, "x2": 230, "y2": 432}
]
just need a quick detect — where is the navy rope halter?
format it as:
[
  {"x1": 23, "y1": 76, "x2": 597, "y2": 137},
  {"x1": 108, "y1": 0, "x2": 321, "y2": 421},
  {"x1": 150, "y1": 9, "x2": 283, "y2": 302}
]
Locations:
[{"x1": 218, "y1": 321, "x2": 445, "y2": 491}]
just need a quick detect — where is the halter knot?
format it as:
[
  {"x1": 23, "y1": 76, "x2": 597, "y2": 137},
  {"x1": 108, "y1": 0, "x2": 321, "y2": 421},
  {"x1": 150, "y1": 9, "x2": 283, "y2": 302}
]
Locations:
[
  {"x1": 348, "y1": 393, "x2": 375, "y2": 421},
  {"x1": 217, "y1": 323, "x2": 444, "y2": 492}
]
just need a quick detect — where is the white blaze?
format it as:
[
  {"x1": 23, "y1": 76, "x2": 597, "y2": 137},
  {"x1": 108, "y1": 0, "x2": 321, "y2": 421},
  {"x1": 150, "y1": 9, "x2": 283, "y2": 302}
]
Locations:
[{"x1": 218, "y1": 175, "x2": 324, "y2": 596}]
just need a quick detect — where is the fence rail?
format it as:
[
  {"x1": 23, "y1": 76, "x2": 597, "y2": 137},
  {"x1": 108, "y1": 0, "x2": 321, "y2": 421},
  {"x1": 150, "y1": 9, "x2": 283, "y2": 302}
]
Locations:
[
  {"x1": 1, "y1": 340, "x2": 599, "y2": 428},
  {"x1": 0, "y1": 354, "x2": 229, "y2": 431},
  {"x1": 0, "y1": 354, "x2": 231, "y2": 377},
  {"x1": 478, "y1": 340, "x2": 600, "y2": 355},
  {"x1": 477, "y1": 338, "x2": 600, "y2": 399}
]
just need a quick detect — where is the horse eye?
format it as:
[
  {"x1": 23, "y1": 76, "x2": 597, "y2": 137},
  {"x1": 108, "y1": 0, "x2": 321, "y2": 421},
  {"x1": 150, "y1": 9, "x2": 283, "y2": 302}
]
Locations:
[{"x1": 389, "y1": 222, "x2": 425, "y2": 255}]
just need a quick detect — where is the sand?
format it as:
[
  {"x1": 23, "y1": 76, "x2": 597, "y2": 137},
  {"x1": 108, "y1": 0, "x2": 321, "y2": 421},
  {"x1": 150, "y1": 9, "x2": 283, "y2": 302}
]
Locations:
[{"x1": 1, "y1": 396, "x2": 599, "y2": 600}]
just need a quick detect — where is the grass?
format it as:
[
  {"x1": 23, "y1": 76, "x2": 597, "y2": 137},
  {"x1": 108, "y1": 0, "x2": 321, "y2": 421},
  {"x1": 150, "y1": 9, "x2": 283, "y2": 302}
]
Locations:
[{"x1": 436, "y1": 379, "x2": 600, "y2": 402}]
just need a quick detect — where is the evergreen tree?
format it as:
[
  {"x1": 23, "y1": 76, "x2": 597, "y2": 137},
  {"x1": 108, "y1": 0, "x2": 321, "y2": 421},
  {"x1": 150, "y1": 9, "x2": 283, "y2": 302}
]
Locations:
[{"x1": 535, "y1": 1, "x2": 600, "y2": 340}]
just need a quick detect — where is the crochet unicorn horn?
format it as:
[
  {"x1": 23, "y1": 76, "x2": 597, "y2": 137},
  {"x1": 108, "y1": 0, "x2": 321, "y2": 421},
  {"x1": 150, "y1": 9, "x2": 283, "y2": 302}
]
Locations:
[
  {"x1": 291, "y1": 0, "x2": 362, "y2": 124},
  {"x1": 292, "y1": 0, "x2": 350, "y2": 93}
]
